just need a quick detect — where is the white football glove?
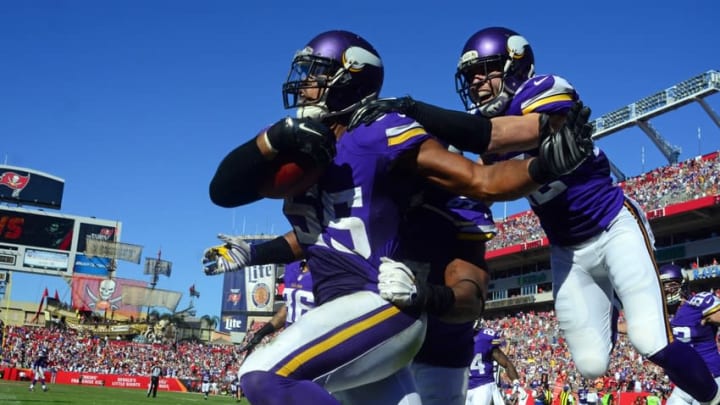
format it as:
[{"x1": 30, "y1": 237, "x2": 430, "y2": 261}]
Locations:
[
  {"x1": 202, "y1": 234, "x2": 252, "y2": 276},
  {"x1": 378, "y1": 257, "x2": 418, "y2": 307},
  {"x1": 513, "y1": 379, "x2": 528, "y2": 400}
]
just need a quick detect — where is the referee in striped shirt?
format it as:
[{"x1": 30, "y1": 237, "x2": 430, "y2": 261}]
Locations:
[{"x1": 147, "y1": 360, "x2": 163, "y2": 398}]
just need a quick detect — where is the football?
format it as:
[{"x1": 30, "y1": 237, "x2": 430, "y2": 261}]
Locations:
[{"x1": 258, "y1": 152, "x2": 323, "y2": 199}]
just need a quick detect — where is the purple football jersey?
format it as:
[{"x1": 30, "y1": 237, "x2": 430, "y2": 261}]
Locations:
[
  {"x1": 504, "y1": 74, "x2": 625, "y2": 246},
  {"x1": 671, "y1": 291, "x2": 720, "y2": 376},
  {"x1": 405, "y1": 193, "x2": 495, "y2": 368},
  {"x1": 283, "y1": 113, "x2": 431, "y2": 305},
  {"x1": 467, "y1": 327, "x2": 502, "y2": 388},
  {"x1": 282, "y1": 260, "x2": 314, "y2": 326}
]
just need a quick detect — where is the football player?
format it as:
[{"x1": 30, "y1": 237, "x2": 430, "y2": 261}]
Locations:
[
  {"x1": 661, "y1": 264, "x2": 720, "y2": 405},
  {"x1": 230, "y1": 374, "x2": 242, "y2": 402},
  {"x1": 206, "y1": 29, "x2": 593, "y2": 405},
  {"x1": 405, "y1": 195, "x2": 496, "y2": 405},
  {"x1": 29, "y1": 345, "x2": 49, "y2": 392},
  {"x1": 237, "y1": 258, "x2": 314, "y2": 354},
  {"x1": 350, "y1": 26, "x2": 720, "y2": 405},
  {"x1": 201, "y1": 369, "x2": 211, "y2": 400},
  {"x1": 465, "y1": 324, "x2": 522, "y2": 405},
  {"x1": 333, "y1": 194, "x2": 496, "y2": 405}
]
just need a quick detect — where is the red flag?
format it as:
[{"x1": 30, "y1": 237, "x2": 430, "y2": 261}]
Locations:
[
  {"x1": 31, "y1": 288, "x2": 49, "y2": 323},
  {"x1": 54, "y1": 289, "x2": 60, "y2": 300},
  {"x1": 189, "y1": 284, "x2": 200, "y2": 298}
]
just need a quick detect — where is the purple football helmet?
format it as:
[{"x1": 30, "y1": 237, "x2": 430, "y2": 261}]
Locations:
[
  {"x1": 659, "y1": 264, "x2": 688, "y2": 307},
  {"x1": 283, "y1": 30, "x2": 384, "y2": 121},
  {"x1": 455, "y1": 27, "x2": 535, "y2": 116}
]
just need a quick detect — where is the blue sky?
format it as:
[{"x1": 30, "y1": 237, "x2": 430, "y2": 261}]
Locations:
[{"x1": 1, "y1": 1, "x2": 719, "y2": 320}]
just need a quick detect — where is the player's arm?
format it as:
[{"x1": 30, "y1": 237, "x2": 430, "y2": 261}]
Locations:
[
  {"x1": 486, "y1": 114, "x2": 547, "y2": 153},
  {"x1": 487, "y1": 75, "x2": 579, "y2": 154},
  {"x1": 349, "y1": 97, "x2": 549, "y2": 154},
  {"x1": 241, "y1": 306, "x2": 288, "y2": 353},
  {"x1": 492, "y1": 347, "x2": 520, "y2": 382},
  {"x1": 209, "y1": 117, "x2": 334, "y2": 208},
  {"x1": 437, "y1": 234, "x2": 489, "y2": 323},
  {"x1": 414, "y1": 138, "x2": 538, "y2": 202},
  {"x1": 435, "y1": 258, "x2": 488, "y2": 323},
  {"x1": 413, "y1": 102, "x2": 592, "y2": 201}
]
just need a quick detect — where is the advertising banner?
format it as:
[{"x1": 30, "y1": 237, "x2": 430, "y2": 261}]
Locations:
[
  {"x1": 0, "y1": 208, "x2": 74, "y2": 251},
  {"x1": 144, "y1": 258, "x2": 172, "y2": 276},
  {"x1": 85, "y1": 239, "x2": 142, "y2": 264},
  {"x1": 245, "y1": 264, "x2": 276, "y2": 312},
  {"x1": 51, "y1": 371, "x2": 189, "y2": 392},
  {"x1": 121, "y1": 286, "x2": 182, "y2": 312},
  {"x1": 71, "y1": 275, "x2": 145, "y2": 317},
  {"x1": 73, "y1": 253, "x2": 111, "y2": 276},
  {"x1": 221, "y1": 269, "x2": 247, "y2": 313}
]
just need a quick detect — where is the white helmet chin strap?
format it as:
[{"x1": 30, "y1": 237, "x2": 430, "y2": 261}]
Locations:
[
  {"x1": 296, "y1": 92, "x2": 379, "y2": 122},
  {"x1": 296, "y1": 104, "x2": 329, "y2": 120},
  {"x1": 477, "y1": 91, "x2": 510, "y2": 118}
]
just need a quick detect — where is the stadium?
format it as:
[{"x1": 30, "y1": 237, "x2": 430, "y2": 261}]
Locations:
[{"x1": 1, "y1": 71, "x2": 719, "y2": 404}]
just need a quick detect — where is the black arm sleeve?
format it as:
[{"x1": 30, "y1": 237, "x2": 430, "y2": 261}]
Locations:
[
  {"x1": 209, "y1": 139, "x2": 270, "y2": 208},
  {"x1": 411, "y1": 101, "x2": 492, "y2": 154},
  {"x1": 250, "y1": 236, "x2": 296, "y2": 265},
  {"x1": 419, "y1": 282, "x2": 456, "y2": 316}
]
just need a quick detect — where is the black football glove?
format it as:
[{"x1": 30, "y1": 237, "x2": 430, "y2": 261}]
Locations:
[
  {"x1": 238, "y1": 321, "x2": 276, "y2": 354},
  {"x1": 529, "y1": 101, "x2": 594, "y2": 184},
  {"x1": 238, "y1": 332, "x2": 264, "y2": 354},
  {"x1": 266, "y1": 117, "x2": 336, "y2": 167},
  {"x1": 348, "y1": 97, "x2": 417, "y2": 130}
]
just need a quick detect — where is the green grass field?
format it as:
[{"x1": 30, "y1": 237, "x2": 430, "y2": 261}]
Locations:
[{"x1": 0, "y1": 380, "x2": 251, "y2": 405}]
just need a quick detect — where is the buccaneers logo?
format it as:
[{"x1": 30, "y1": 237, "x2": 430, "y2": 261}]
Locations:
[
  {"x1": 0, "y1": 172, "x2": 30, "y2": 198},
  {"x1": 227, "y1": 288, "x2": 242, "y2": 306}
]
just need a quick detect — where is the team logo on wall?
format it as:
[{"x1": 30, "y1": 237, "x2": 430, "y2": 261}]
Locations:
[
  {"x1": 227, "y1": 288, "x2": 242, "y2": 306},
  {"x1": 0, "y1": 165, "x2": 65, "y2": 209},
  {"x1": 0, "y1": 171, "x2": 30, "y2": 197}
]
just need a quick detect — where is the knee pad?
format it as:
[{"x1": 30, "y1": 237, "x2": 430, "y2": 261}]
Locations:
[
  {"x1": 572, "y1": 353, "x2": 610, "y2": 379},
  {"x1": 627, "y1": 321, "x2": 667, "y2": 357}
]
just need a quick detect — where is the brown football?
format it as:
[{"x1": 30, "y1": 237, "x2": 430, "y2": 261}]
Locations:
[{"x1": 258, "y1": 152, "x2": 323, "y2": 199}]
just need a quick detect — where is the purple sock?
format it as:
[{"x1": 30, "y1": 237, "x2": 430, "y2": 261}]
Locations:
[
  {"x1": 240, "y1": 371, "x2": 340, "y2": 405},
  {"x1": 649, "y1": 340, "x2": 718, "y2": 402}
]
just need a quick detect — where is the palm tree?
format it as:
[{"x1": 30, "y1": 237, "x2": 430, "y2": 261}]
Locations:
[{"x1": 200, "y1": 314, "x2": 219, "y2": 342}]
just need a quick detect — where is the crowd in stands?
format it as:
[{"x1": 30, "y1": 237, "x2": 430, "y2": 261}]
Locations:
[
  {"x1": 485, "y1": 310, "x2": 677, "y2": 399},
  {"x1": 1, "y1": 309, "x2": 701, "y2": 400},
  {"x1": 0, "y1": 324, "x2": 244, "y2": 393},
  {"x1": 487, "y1": 151, "x2": 720, "y2": 251},
  {"x1": 1, "y1": 153, "x2": 718, "y2": 400}
]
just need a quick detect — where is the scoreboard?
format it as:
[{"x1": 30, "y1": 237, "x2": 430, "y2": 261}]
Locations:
[{"x1": 0, "y1": 205, "x2": 120, "y2": 276}]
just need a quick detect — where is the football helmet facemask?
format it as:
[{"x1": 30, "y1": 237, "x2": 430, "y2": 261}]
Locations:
[
  {"x1": 283, "y1": 30, "x2": 384, "y2": 122},
  {"x1": 659, "y1": 264, "x2": 688, "y2": 307},
  {"x1": 455, "y1": 27, "x2": 535, "y2": 117}
]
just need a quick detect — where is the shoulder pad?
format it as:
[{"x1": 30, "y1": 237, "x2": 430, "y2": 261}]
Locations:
[{"x1": 507, "y1": 74, "x2": 578, "y2": 116}]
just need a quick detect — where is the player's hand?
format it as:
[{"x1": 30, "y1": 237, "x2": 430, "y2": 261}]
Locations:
[
  {"x1": 378, "y1": 257, "x2": 418, "y2": 307},
  {"x1": 514, "y1": 379, "x2": 529, "y2": 400},
  {"x1": 238, "y1": 332, "x2": 263, "y2": 354},
  {"x1": 202, "y1": 234, "x2": 253, "y2": 276},
  {"x1": 530, "y1": 101, "x2": 593, "y2": 183},
  {"x1": 348, "y1": 97, "x2": 417, "y2": 130},
  {"x1": 265, "y1": 117, "x2": 336, "y2": 167}
]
